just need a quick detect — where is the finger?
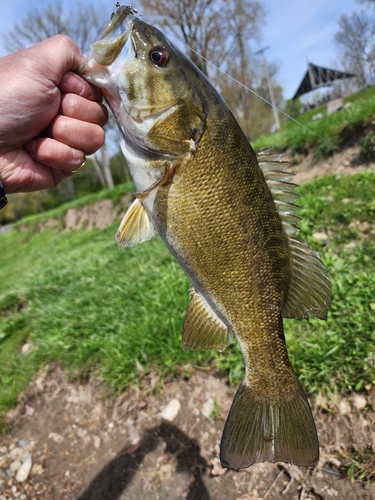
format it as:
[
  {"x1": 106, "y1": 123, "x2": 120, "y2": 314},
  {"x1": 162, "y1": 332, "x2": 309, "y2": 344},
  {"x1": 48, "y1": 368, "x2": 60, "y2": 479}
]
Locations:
[
  {"x1": 60, "y1": 93, "x2": 108, "y2": 126},
  {"x1": 24, "y1": 137, "x2": 86, "y2": 172},
  {"x1": 47, "y1": 116, "x2": 105, "y2": 155},
  {"x1": 60, "y1": 71, "x2": 103, "y2": 102}
]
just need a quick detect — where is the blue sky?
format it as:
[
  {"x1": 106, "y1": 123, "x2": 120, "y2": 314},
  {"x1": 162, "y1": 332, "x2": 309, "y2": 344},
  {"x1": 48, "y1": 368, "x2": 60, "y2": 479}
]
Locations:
[{"x1": 0, "y1": 0, "x2": 360, "y2": 99}]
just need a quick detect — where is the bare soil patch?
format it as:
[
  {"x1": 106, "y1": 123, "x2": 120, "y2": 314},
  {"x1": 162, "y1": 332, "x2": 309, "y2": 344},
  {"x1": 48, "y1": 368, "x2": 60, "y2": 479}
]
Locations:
[{"x1": 284, "y1": 145, "x2": 374, "y2": 184}]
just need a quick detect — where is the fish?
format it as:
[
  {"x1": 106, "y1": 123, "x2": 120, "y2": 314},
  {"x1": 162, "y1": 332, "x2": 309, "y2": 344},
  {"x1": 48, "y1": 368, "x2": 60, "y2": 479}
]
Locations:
[{"x1": 79, "y1": 4, "x2": 331, "y2": 470}]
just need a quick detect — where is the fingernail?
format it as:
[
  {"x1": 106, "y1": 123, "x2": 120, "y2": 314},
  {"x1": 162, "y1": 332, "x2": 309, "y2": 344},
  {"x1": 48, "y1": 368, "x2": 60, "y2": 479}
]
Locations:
[{"x1": 24, "y1": 140, "x2": 36, "y2": 153}]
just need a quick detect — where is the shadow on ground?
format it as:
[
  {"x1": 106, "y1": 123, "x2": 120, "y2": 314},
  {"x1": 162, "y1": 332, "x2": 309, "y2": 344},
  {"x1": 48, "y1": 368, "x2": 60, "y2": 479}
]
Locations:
[{"x1": 77, "y1": 422, "x2": 210, "y2": 500}]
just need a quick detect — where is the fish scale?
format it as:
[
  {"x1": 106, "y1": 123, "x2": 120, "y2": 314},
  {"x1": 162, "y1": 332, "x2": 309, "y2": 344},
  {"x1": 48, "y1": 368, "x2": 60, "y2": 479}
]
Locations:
[{"x1": 79, "y1": 4, "x2": 331, "y2": 470}]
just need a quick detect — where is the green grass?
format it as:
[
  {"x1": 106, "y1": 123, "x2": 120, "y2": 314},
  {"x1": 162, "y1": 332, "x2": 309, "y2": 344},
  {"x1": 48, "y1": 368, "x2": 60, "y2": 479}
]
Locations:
[
  {"x1": 0, "y1": 221, "x2": 212, "y2": 420},
  {"x1": 286, "y1": 172, "x2": 375, "y2": 393},
  {"x1": 252, "y1": 85, "x2": 375, "y2": 158},
  {"x1": 1, "y1": 172, "x2": 375, "y2": 423}
]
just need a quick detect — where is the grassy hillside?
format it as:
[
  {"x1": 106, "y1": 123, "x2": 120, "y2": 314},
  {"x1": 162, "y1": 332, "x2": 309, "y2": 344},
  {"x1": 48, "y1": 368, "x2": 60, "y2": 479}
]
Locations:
[
  {"x1": 1, "y1": 171, "x2": 375, "y2": 427},
  {"x1": 252, "y1": 86, "x2": 375, "y2": 160}
]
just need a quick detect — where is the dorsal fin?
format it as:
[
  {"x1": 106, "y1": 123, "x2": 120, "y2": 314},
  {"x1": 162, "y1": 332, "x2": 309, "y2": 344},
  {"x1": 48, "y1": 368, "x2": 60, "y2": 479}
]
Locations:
[
  {"x1": 256, "y1": 148, "x2": 331, "y2": 320},
  {"x1": 183, "y1": 288, "x2": 232, "y2": 351},
  {"x1": 282, "y1": 235, "x2": 331, "y2": 319}
]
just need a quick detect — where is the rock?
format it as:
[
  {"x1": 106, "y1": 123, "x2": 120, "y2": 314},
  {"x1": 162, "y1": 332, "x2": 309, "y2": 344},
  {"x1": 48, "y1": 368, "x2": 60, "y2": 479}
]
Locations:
[
  {"x1": 202, "y1": 398, "x2": 214, "y2": 419},
  {"x1": 0, "y1": 457, "x2": 11, "y2": 468},
  {"x1": 312, "y1": 231, "x2": 328, "y2": 242},
  {"x1": 10, "y1": 460, "x2": 21, "y2": 472},
  {"x1": 126, "y1": 418, "x2": 140, "y2": 445},
  {"x1": 21, "y1": 344, "x2": 30, "y2": 354},
  {"x1": 93, "y1": 436, "x2": 101, "y2": 449},
  {"x1": 25, "y1": 405, "x2": 35, "y2": 417},
  {"x1": 315, "y1": 393, "x2": 328, "y2": 410},
  {"x1": 21, "y1": 450, "x2": 31, "y2": 461},
  {"x1": 159, "y1": 399, "x2": 181, "y2": 422},
  {"x1": 353, "y1": 394, "x2": 367, "y2": 411},
  {"x1": 339, "y1": 400, "x2": 351, "y2": 415},
  {"x1": 15, "y1": 458, "x2": 32, "y2": 482},
  {"x1": 48, "y1": 432, "x2": 64, "y2": 444},
  {"x1": 77, "y1": 428, "x2": 87, "y2": 438},
  {"x1": 10, "y1": 447, "x2": 23, "y2": 458},
  {"x1": 211, "y1": 457, "x2": 227, "y2": 476},
  {"x1": 328, "y1": 457, "x2": 342, "y2": 467},
  {"x1": 31, "y1": 464, "x2": 43, "y2": 475}
]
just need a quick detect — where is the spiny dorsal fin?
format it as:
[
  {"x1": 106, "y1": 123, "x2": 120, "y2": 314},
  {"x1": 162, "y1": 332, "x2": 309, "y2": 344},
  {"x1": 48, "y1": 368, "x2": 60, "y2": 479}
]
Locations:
[
  {"x1": 183, "y1": 288, "x2": 232, "y2": 351},
  {"x1": 116, "y1": 198, "x2": 157, "y2": 247},
  {"x1": 257, "y1": 148, "x2": 299, "y2": 214},
  {"x1": 256, "y1": 148, "x2": 331, "y2": 320}
]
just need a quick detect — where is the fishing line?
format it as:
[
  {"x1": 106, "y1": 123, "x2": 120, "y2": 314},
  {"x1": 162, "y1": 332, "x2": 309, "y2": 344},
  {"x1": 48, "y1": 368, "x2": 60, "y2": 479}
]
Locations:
[{"x1": 160, "y1": 26, "x2": 369, "y2": 169}]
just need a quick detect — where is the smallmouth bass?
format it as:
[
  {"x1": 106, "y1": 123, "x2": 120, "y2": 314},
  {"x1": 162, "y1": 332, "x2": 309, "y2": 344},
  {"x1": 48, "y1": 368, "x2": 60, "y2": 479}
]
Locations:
[{"x1": 79, "y1": 5, "x2": 331, "y2": 470}]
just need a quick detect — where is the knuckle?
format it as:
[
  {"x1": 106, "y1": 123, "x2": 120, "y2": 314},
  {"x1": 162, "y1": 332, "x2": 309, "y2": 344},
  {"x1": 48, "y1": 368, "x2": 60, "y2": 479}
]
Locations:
[{"x1": 61, "y1": 93, "x2": 80, "y2": 117}]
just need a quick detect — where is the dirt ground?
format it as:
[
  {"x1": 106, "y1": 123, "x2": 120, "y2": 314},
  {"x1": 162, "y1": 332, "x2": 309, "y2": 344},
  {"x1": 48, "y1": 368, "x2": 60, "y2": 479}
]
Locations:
[
  {"x1": 286, "y1": 145, "x2": 374, "y2": 184},
  {"x1": 1, "y1": 364, "x2": 375, "y2": 500}
]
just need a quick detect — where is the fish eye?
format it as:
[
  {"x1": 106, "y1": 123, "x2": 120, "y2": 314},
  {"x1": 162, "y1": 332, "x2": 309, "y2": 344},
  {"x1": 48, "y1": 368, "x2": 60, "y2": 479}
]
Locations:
[{"x1": 149, "y1": 47, "x2": 169, "y2": 67}]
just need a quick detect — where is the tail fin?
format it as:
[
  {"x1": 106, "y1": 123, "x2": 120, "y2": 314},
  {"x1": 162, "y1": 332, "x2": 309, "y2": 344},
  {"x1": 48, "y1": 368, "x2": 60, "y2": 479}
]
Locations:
[{"x1": 220, "y1": 380, "x2": 318, "y2": 470}]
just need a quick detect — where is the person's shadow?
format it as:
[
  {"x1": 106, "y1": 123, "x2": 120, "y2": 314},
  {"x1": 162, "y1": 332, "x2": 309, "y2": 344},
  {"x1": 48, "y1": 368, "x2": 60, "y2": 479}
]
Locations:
[{"x1": 76, "y1": 421, "x2": 210, "y2": 500}]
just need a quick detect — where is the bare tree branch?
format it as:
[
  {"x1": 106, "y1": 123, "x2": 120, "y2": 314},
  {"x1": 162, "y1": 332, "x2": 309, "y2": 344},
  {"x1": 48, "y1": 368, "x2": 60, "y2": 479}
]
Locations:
[
  {"x1": 334, "y1": 10, "x2": 375, "y2": 87},
  {"x1": 2, "y1": 0, "x2": 106, "y2": 54}
]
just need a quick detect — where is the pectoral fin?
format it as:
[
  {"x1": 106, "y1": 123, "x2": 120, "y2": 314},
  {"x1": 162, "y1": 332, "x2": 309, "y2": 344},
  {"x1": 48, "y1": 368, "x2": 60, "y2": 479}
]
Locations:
[
  {"x1": 116, "y1": 198, "x2": 157, "y2": 247},
  {"x1": 183, "y1": 288, "x2": 232, "y2": 351},
  {"x1": 136, "y1": 163, "x2": 176, "y2": 202}
]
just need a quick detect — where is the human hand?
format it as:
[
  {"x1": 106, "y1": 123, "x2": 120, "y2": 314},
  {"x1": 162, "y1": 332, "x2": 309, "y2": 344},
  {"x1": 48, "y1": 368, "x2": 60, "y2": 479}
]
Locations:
[{"x1": 0, "y1": 35, "x2": 108, "y2": 194}]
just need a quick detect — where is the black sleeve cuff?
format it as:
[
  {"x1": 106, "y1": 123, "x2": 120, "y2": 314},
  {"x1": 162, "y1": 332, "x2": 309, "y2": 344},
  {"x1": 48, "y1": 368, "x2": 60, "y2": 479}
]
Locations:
[{"x1": 0, "y1": 181, "x2": 8, "y2": 210}]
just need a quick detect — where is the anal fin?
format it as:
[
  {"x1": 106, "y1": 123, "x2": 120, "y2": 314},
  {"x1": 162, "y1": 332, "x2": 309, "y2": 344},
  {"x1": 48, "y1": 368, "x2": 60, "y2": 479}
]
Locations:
[
  {"x1": 116, "y1": 198, "x2": 157, "y2": 248},
  {"x1": 183, "y1": 288, "x2": 231, "y2": 351},
  {"x1": 220, "y1": 379, "x2": 319, "y2": 470}
]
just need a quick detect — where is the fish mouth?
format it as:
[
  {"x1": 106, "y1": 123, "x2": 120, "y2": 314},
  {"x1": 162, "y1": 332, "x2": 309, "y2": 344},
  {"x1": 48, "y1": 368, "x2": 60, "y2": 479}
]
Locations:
[
  {"x1": 95, "y1": 5, "x2": 135, "y2": 45},
  {"x1": 78, "y1": 5, "x2": 136, "y2": 77}
]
